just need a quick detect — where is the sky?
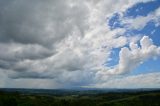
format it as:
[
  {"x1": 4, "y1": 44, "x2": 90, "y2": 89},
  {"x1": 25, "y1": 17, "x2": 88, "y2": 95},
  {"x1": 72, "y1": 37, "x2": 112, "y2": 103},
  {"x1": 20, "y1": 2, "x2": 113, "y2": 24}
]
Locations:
[{"x1": 0, "y1": 0, "x2": 160, "y2": 89}]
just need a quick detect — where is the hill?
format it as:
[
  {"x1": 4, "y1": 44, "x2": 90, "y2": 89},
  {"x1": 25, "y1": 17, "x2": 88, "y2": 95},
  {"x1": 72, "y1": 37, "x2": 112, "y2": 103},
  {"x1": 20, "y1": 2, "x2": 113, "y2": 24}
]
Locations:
[{"x1": 0, "y1": 88, "x2": 160, "y2": 106}]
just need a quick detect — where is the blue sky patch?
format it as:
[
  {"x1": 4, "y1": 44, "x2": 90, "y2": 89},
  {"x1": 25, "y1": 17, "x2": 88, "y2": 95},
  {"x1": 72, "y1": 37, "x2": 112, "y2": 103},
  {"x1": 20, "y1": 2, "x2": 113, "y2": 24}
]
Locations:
[{"x1": 124, "y1": 0, "x2": 160, "y2": 18}]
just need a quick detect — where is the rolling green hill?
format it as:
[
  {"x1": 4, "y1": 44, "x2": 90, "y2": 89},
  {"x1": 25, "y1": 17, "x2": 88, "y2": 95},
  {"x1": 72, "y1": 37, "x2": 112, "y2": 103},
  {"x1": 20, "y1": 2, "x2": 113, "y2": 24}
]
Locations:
[{"x1": 0, "y1": 89, "x2": 160, "y2": 106}]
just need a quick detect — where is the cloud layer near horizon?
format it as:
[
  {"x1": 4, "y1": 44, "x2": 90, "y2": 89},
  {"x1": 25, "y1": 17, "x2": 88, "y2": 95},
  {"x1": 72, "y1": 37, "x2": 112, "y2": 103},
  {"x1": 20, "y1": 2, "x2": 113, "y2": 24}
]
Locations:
[{"x1": 0, "y1": 0, "x2": 160, "y2": 88}]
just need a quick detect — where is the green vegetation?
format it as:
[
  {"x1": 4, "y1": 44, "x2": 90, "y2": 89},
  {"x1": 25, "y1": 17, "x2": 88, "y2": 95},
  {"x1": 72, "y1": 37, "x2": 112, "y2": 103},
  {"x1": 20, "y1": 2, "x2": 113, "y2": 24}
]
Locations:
[{"x1": 0, "y1": 90, "x2": 160, "y2": 106}]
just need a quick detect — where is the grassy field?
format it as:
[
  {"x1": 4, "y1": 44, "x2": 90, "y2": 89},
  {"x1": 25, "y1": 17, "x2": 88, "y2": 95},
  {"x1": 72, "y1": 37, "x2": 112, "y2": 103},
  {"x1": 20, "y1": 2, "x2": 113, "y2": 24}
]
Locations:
[{"x1": 0, "y1": 90, "x2": 160, "y2": 106}]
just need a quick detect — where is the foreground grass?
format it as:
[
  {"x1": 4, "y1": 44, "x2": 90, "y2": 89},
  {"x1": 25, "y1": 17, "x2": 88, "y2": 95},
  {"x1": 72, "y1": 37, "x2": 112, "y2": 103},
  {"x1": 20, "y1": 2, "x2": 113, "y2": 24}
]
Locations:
[{"x1": 0, "y1": 90, "x2": 160, "y2": 106}]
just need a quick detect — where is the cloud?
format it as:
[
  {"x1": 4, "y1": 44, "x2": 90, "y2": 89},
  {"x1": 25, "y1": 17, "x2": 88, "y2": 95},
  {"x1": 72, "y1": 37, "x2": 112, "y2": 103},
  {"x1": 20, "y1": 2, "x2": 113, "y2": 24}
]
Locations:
[
  {"x1": 121, "y1": 6, "x2": 160, "y2": 30},
  {"x1": 0, "y1": 42, "x2": 53, "y2": 61},
  {"x1": 118, "y1": 36, "x2": 160, "y2": 73},
  {"x1": 0, "y1": 69, "x2": 8, "y2": 87},
  {"x1": 0, "y1": 0, "x2": 89, "y2": 47},
  {"x1": 92, "y1": 72, "x2": 160, "y2": 88},
  {"x1": 0, "y1": 0, "x2": 159, "y2": 88},
  {"x1": 96, "y1": 36, "x2": 160, "y2": 81}
]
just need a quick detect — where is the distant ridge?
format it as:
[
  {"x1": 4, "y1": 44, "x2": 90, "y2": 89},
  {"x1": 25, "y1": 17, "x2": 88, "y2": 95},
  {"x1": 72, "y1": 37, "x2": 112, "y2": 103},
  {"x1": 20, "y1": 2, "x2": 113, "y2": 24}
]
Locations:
[{"x1": 0, "y1": 88, "x2": 160, "y2": 96}]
